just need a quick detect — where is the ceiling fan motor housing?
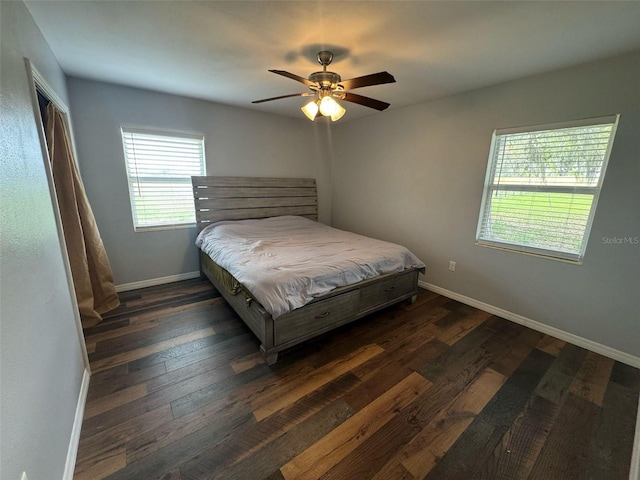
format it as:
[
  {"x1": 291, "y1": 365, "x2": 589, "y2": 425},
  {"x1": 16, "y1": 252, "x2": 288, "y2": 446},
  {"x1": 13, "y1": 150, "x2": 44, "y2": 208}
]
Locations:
[
  {"x1": 309, "y1": 51, "x2": 342, "y2": 90},
  {"x1": 308, "y1": 71, "x2": 342, "y2": 89}
]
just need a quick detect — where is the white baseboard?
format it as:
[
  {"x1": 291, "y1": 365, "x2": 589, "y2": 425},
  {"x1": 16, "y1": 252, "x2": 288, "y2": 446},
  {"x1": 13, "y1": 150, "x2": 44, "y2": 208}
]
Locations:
[
  {"x1": 419, "y1": 281, "x2": 640, "y2": 369},
  {"x1": 63, "y1": 367, "x2": 90, "y2": 480},
  {"x1": 115, "y1": 271, "x2": 201, "y2": 293}
]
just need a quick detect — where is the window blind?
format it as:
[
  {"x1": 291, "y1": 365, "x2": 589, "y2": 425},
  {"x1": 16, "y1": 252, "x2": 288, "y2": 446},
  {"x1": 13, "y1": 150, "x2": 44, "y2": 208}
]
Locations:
[
  {"x1": 476, "y1": 115, "x2": 618, "y2": 261},
  {"x1": 121, "y1": 128, "x2": 205, "y2": 230}
]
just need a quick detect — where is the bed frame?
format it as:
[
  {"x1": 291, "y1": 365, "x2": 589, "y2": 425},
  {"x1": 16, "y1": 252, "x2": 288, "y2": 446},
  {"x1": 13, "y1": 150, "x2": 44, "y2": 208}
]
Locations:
[{"x1": 192, "y1": 176, "x2": 424, "y2": 365}]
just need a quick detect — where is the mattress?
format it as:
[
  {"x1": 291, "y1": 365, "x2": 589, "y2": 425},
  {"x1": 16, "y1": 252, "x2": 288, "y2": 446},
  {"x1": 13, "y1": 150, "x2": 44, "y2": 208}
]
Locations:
[{"x1": 195, "y1": 215, "x2": 425, "y2": 319}]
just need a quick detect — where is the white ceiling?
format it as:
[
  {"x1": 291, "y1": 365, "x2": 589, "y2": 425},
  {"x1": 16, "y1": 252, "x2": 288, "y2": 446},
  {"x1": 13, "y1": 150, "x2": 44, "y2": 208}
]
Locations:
[{"x1": 25, "y1": 0, "x2": 640, "y2": 122}]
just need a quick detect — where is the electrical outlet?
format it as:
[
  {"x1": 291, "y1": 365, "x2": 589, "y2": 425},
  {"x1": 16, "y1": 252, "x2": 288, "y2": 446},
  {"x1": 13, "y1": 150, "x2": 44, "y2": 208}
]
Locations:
[
  {"x1": 448, "y1": 261, "x2": 456, "y2": 272},
  {"x1": 20, "y1": 472, "x2": 28, "y2": 480}
]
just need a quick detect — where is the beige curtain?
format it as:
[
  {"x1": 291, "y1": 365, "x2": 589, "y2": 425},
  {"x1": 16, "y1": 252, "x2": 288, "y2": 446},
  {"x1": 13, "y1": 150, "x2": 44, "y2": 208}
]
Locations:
[{"x1": 45, "y1": 103, "x2": 120, "y2": 328}]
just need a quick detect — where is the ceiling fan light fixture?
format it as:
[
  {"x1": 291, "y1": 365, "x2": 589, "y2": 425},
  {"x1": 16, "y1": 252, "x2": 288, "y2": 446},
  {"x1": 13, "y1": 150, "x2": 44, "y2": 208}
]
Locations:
[
  {"x1": 330, "y1": 101, "x2": 346, "y2": 121},
  {"x1": 318, "y1": 96, "x2": 346, "y2": 121},
  {"x1": 318, "y1": 96, "x2": 338, "y2": 116},
  {"x1": 301, "y1": 100, "x2": 319, "y2": 121},
  {"x1": 254, "y1": 51, "x2": 395, "y2": 118},
  {"x1": 254, "y1": 51, "x2": 395, "y2": 119}
]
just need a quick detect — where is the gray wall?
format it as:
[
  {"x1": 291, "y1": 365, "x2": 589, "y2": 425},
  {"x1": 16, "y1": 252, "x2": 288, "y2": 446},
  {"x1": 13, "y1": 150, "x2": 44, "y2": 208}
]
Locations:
[
  {"x1": 0, "y1": 2, "x2": 87, "y2": 479},
  {"x1": 331, "y1": 51, "x2": 640, "y2": 358},
  {"x1": 67, "y1": 78, "x2": 332, "y2": 286}
]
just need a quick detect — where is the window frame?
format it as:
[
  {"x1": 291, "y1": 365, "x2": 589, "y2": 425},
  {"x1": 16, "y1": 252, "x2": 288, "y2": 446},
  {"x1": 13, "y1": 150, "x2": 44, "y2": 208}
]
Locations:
[
  {"x1": 476, "y1": 114, "x2": 619, "y2": 263},
  {"x1": 120, "y1": 126, "x2": 206, "y2": 232}
]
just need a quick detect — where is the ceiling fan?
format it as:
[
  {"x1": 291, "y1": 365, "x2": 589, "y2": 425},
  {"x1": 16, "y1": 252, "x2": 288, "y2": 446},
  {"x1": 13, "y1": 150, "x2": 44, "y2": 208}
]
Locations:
[{"x1": 252, "y1": 51, "x2": 396, "y2": 121}]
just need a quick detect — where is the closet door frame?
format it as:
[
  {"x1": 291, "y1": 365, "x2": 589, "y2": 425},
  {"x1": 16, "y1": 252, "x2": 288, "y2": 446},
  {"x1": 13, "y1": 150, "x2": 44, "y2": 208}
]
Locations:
[{"x1": 25, "y1": 58, "x2": 90, "y2": 370}]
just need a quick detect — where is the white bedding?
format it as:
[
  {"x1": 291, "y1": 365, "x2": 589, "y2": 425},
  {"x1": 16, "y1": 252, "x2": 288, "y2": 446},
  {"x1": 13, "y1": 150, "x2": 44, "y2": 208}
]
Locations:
[{"x1": 195, "y1": 216, "x2": 425, "y2": 319}]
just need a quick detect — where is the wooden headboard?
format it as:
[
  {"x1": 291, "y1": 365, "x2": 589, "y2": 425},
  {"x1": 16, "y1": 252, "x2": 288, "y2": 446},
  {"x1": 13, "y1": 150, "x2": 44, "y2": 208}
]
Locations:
[{"x1": 191, "y1": 176, "x2": 318, "y2": 231}]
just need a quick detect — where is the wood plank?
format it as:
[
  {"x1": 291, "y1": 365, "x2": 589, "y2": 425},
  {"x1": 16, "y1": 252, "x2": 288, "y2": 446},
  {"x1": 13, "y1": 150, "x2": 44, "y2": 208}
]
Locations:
[
  {"x1": 401, "y1": 337, "x2": 450, "y2": 371},
  {"x1": 251, "y1": 344, "x2": 384, "y2": 421},
  {"x1": 568, "y1": 351, "x2": 614, "y2": 406},
  {"x1": 197, "y1": 196, "x2": 317, "y2": 210},
  {"x1": 99, "y1": 289, "x2": 220, "y2": 325},
  {"x1": 170, "y1": 362, "x2": 273, "y2": 419},
  {"x1": 125, "y1": 390, "x2": 254, "y2": 465},
  {"x1": 371, "y1": 463, "x2": 416, "y2": 480},
  {"x1": 280, "y1": 372, "x2": 431, "y2": 480},
  {"x1": 609, "y1": 360, "x2": 640, "y2": 391},
  {"x1": 397, "y1": 368, "x2": 506, "y2": 479},
  {"x1": 73, "y1": 445, "x2": 127, "y2": 480},
  {"x1": 76, "y1": 405, "x2": 172, "y2": 467},
  {"x1": 90, "y1": 302, "x2": 227, "y2": 360},
  {"x1": 192, "y1": 176, "x2": 316, "y2": 188},
  {"x1": 320, "y1": 406, "x2": 425, "y2": 480},
  {"x1": 587, "y1": 381, "x2": 639, "y2": 479},
  {"x1": 146, "y1": 360, "x2": 234, "y2": 396},
  {"x1": 131, "y1": 297, "x2": 224, "y2": 325},
  {"x1": 534, "y1": 343, "x2": 588, "y2": 406},
  {"x1": 110, "y1": 285, "x2": 214, "y2": 314},
  {"x1": 90, "y1": 328, "x2": 216, "y2": 373},
  {"x1": 536, "y1": 334, "x2": 566, "y2": 356},
  {"x1": 417, "y1": 321, "x2": 498, "y2": 382},
  {"x1": 436, "y1": 309, "x2": 492, "y2": 345},
  {"x1": 490, "y1": 328, "x2": 544, "y2": 377},
  {"x1": 196, "y1": 206, "x2": 318, "y2": 224},
  {"x1": 194, "y1": 186, "x2": 316, "y2": 199},
  {"x1": 342, "y1": 361, "x2": 415, "y2": 412},
  {"x1": 234, "y1": 373, "x2": 360, "y2": 463},
  {"x1": 316, "y1": 354, "x2": 508, "y2": 480},
  {"x1": 107, "y1": 410, "x2": 255, "y2": 480},
  {"x1": 83, "y1": 318, "x2": 130, "y2": 337},
  {"x1": 374, "y1": 309, "x2": 444, "y2": 353},
  {"x1": 85, "y1": 318, "x2": 160, "y2": 346},
  {"x1": 82, "y1": 361, "x2": 264, "y2": 440},
  {"x1": 423, "y1": 348, "x2": 555, "y2": 480},
  {"x1": 155, "y1": 470, "x2": 181, "y2": 480},
  {"x1": 528, "y1": 394, "x2": 600, "y2": 480},
  {"x1": 133, "y1": 328, "x2": 253, "y2": 373},
  {"x1": 87, "y1": 362, "x2": 167, "y2": 402},
  {"x1": 84, "y1": 383, "x2": 148, "y2": 419},
  {"x1": 349, "y1": 326, "x2": 441, "y2": 383},
  {"x1": 230, "y1": 352, "x2": 265, "y2": 373},
  {"x1": 480, "y1": 395, "x2": 560, "y2": 479},
  {"x1": 181, "y1": 399, "x2": 354, "y2": 480}
]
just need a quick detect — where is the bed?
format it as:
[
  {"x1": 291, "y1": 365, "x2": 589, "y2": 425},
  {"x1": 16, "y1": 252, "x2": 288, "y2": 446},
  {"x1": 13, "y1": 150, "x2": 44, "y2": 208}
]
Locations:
[{"x1": 192, "y1": 176, "x2": 425, "y2": 364}]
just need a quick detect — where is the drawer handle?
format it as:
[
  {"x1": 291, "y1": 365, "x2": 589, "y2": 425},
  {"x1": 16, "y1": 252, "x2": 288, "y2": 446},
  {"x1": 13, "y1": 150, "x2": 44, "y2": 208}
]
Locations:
[
  {"x1": 384, "y1": 287, "x2": 396, "y2": 293},
  {"x1": 315, "y1": 311, "x2": 330, "y2": 319}
]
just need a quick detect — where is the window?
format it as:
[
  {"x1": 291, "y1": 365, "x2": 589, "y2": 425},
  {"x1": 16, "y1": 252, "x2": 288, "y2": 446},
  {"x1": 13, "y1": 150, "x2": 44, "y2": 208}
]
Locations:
[
  {"x1": 476, "y1": 115, "x2": 618, "y2": 262},
  {"x1": 121, "y1": 128, "x2": 205, "y2": 231}
]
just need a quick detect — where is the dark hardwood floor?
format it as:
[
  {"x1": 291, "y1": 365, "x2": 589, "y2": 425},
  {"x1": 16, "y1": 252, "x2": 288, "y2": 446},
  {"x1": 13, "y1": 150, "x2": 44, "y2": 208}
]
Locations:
[{"x1": 74, "y1": 278, "x2": 640, "y2": 480}]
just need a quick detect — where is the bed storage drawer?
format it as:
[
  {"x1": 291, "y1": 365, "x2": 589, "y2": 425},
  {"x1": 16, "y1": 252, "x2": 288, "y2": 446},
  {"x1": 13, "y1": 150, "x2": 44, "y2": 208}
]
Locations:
[
  {"x1": 274, "y1": 290, "x2": 360, "y2": 345},
  {"x1": 359, "y1": 270, "x2": 417, "y2": 313}
]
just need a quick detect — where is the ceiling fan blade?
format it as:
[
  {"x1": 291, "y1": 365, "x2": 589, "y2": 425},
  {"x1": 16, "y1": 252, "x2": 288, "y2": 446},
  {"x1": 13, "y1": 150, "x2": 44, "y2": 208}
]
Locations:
[
  {"x1": 269, "y1": 70, "x2": 315, "y2": 87},
  {"x1": 339, "y1": 71, "x2": 395, "y2": 91},
  {"x1": 342, "y1": 92, "x2": 390, "y2": 111},
  {"x1": 252, "y1": 93, "x2": 310, "y2": 104}
]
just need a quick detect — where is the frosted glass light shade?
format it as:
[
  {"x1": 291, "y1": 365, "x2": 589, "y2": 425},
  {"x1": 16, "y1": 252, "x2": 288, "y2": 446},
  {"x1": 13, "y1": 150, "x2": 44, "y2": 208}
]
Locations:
[
  {"x1": 319, "y1": 96, "x2": 338, "y2": 116},
  {"x1": 302, "y1": 97, "x2": 345, "y2": 121},
  {"x1": 330, "y1": 102, "x2": 346, "y2": 121},
  {"x1": 318, "y1": 96, "x2": 346, "y2": 121},
  {"x1": 301, "y1": 101, "x2": 319, "y2": 121}
]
